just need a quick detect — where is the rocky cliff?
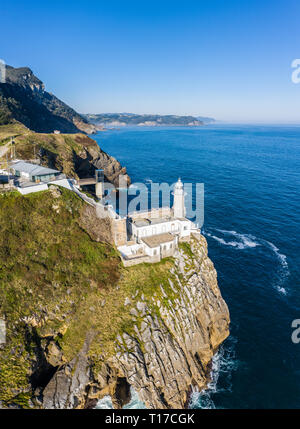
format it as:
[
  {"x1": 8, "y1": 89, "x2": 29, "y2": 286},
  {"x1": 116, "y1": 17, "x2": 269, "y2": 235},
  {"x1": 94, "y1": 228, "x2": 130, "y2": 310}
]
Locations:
[
  {"x1": 0, "y1": 65, "x2": 97, "y2": 134},
  {"x1": 0, "y1": 123, "x2": 130, "y2": 187},
  {"x1": 0, "y1": 188, "x2": 229, "y2": 409}
]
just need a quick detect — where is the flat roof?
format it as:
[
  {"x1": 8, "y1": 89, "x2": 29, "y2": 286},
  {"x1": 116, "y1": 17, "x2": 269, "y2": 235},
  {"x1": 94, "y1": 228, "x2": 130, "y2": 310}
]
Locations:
[
  {"x1": 10, "y1": 161, "x2": 60, "y2": 176},
  {"x1": 133, "y1": 216, "x2": 175, "y2": 228},
  {"x1": 142, "y1": 232, "x2": 175, "y2": 248},
  {"x1": 134, "y1": 219, "x2": 150, "y2": 227}
]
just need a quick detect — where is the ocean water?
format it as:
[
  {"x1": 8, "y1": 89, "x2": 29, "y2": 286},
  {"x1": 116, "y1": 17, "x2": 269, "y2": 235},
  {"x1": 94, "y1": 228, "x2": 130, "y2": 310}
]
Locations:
[{"x1": 93, "y1": 124, "x2": 300, "y2": 409}]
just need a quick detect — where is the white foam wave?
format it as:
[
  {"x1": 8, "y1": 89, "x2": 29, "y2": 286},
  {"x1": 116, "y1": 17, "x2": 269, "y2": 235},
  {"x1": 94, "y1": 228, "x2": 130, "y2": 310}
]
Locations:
[
  {"x1": 95, "y1": 387, "x2": 146, "y2": 409},
  {"x1": 203, "y1": 228, "x2": 289, "y2": 295},
  {"x1": 262, "y1": 239, "x2": 289, "y2": 295},
  {"x1": 204, "y1": 229, "x2": 260, "y2": 250},
  {"x1": 189, "y1": 339, "x2": 238, "y2": 409},
  {"x1": 263, "y1": 240, "x2": 288, "y2": 268},
  {"x1": 123, "y1": 388, "x2": 146, "y2": 409},
  {"x1": 95, "y1": 395, "x2": 113, "y2": 409}
]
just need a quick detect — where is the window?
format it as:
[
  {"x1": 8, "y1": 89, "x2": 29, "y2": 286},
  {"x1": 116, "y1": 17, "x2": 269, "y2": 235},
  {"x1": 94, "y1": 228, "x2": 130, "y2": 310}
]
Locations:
[
  {"x1": 170, "y1": 243, "x2": 172, "y2": 248},
  {"x1": 154, "y1": 249, "x2": 157, "y2": 255}
]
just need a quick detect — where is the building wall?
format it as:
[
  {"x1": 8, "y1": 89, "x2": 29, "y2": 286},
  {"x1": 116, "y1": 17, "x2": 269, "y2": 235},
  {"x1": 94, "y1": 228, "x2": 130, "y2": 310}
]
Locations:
[
  {"x1": 118, "y1": 243, "x2": 144, "y2": 258},
  {"x1": 129, "y1": 207, "x2": 172, "y2": 220},
  {"x1": 178, "y1": 220, "x2": 192, "y2": 238},
  {"x1": 160, "y1": 241, "x2": 176, "y2": 258},
  {"x1": 121, "y1": 254, "x2": 160, "y2": 267},
  {"x1": 16, "y1": 184, "x2": 48, "y2": 195},
  {"x1": 32, "y1": 173, "x2": 59, "y2": 183},
  {"x1": 132, "y1": 219, "x2": 192, "y2": 242},
  {"x1": 50, "y1": 178, "x2": 74, "y2": 191},
  {"x1": 144, "y1": 245, "x2": 160, "y2": 257},
  {"x1": 112, "y1": 218, "x2": 127, "y2": 246},
  {"x1": 19, "y1": 171, "x2": 30, "y2": 179}
]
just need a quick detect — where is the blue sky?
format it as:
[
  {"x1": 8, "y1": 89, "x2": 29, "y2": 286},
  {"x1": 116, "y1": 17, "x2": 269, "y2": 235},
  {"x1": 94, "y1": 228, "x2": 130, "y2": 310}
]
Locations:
[{"x1": 2, "y1": 0, "x2": 300, "y2": 122}]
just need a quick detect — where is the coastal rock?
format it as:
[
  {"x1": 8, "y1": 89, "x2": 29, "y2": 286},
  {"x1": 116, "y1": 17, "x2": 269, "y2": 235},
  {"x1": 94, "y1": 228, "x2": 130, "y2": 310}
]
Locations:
[
  {"x1": 0, "y1": 189, "x2": 229, "y2": 409},
  {"x1": 107, "y1": 235, "x2": 229, "y2": 408},
  {"x1": 0, "y1": 65, "x2": 97, "y2": 134},
  {"x1": 40, "y1": 235, "x2": 229, "y2": 409}
]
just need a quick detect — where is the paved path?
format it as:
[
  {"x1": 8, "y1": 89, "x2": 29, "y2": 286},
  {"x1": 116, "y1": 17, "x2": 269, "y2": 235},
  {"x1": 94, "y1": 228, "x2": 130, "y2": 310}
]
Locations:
[{"x1": 0, "y1": 143, "x2": 10, "y2": 159}]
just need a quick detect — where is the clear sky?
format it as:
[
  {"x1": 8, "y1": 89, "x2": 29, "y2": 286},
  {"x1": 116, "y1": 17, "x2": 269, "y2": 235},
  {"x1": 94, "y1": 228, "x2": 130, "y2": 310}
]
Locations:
[{"x1": 2, "y1": 0, "x2": 300, "y2": 122}]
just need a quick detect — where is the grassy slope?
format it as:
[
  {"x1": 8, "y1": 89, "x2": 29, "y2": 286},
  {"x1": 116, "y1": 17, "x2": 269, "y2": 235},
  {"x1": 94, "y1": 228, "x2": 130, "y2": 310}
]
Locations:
[
  {"x1": 0, "y1": 122, "x2": 31, "y2": 146},
  {"x1": 0, "y1": 122, "x2": 98, "y2": 178},
  {"x1": 0, "y1": 188, "x2": 183, "y2": 408}
]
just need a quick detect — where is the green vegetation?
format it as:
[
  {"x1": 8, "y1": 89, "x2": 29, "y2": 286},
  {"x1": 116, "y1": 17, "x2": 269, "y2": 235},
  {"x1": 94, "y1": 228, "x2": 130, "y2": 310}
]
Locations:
[
  {"x1": 0, "y1": 189, "x2": 120, "y2": 405},
  {"x1": 179, "y1": 241, "x2": 194, "y2": 260},
  {"x1": 85, "y1": 113, "x2": 205, "y2": 126},
  {"x1": 0, "y1": 122, "x2": 30, "y2": 145},
  {"x1": 0, "y1": 123, "x2": 98, "y2": 179},
  {"x1": 0, "y1": 65, "x2": 94, "y2": 133},
  {"x1": 0, "y1": 188, "x2": 190, "y2": 407}
]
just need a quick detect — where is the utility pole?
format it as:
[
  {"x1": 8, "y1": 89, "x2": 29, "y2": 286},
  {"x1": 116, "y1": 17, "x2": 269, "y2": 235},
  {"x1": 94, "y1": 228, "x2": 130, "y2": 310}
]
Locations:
[
  {"x1": 10, "y1": 137, "x2": 16, "y2": 160},
  {"x1": 6, "y1": 153, "x2": 9, "y2": 180}
]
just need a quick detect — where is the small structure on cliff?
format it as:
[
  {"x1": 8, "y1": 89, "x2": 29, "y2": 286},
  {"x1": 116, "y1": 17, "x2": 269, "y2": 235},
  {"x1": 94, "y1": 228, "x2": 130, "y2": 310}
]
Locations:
[
  {"x1": 77, "y1": 169, "x2": 105, "y2": 199},
  {"x1": 117, "y1": 178, "x2": 200, "y2": 266},
  {"x1": 6, "y1": 160, "x2": 76, "y2": 195},
  {"x1": 11, "y1": 161, "x2": 61, "y2": 183}
]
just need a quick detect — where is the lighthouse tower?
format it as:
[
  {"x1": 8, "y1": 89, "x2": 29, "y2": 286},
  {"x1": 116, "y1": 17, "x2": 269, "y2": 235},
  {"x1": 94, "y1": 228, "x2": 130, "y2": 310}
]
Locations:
[{"x1": 172, "y1": 178, "x2": 186, "y2": 218}]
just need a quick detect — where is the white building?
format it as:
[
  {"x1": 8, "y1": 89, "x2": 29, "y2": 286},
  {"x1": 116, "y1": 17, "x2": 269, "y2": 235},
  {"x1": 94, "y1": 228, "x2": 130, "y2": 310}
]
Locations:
[
  {"x1": 173, "y1": 177, "x2": 186, "y2": 218},
  {"x1": 8, "y1": 161, "x2": 77, "y2": 195},
  {"x1": 118, "y1": 178, "x2": 200, "y2": 265},
  {"x1": 130, "y1": 216, "x2": 193, "y2": 243},
  {"x1": 11, "y1": 161, "x2": 61, "y2": 183}
]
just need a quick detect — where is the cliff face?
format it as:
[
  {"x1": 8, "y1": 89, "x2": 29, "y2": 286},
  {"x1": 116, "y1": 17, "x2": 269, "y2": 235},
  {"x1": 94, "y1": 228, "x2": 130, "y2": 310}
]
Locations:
[
  {"x1": 0, "y1": 66, "x2": 97, "y2": 134},
  {"x1": 40, "y1": 235, "x2": 229, "y2": 409},
  {"x1": 0, "y1": 189, "x2": 229, "y2": 409},
  {"x1": 0, "y1": 123, "x2": 130, "y2": 187},
  {"x1": 111, "y1": 236, "x2": 229, "y2": 408}
]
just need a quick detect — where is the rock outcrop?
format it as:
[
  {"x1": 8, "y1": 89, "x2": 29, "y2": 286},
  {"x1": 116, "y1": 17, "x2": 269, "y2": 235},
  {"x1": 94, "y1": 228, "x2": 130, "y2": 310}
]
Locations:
[
  {"x1": 0, "y1": 189, "x2": 229, "y2": 409},
  {"x1": 0, "y1": 65, "x2": 97, "y2": 133},
  {"x1": 0, "y1": 125, "x2": 130, "y2": 188},
  {"x1": 39, "y1": 235, "x2": 230, "y2": 409},
  {"x1": 111, "y1": 238, "x2": 229, "y2": 408}
]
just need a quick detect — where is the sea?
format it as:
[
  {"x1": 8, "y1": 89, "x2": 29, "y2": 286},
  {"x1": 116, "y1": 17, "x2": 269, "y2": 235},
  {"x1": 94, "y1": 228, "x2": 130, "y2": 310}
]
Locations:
[{"x1": 92, "y1": 124, "x2": 300, "y2": 409}]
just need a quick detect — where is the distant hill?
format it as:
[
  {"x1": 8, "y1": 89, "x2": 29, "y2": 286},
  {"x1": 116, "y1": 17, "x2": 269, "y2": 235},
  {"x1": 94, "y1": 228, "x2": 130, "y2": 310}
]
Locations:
[
  {"x1": 0, "y1": 65, "x2": 97, "y2": 134},
  {"x1": 195, "y1": 116, "x2": 216, "y2": 124},
  {"x1": 84, "y1": 113, "x2": 215, "y2": 127}
]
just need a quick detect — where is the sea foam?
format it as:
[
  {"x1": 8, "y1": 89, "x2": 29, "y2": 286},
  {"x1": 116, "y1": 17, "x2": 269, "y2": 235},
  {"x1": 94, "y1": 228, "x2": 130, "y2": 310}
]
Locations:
[
  {"x1": 189, "y1": 337, "x2": 238, "y2": 409},
  {"x1": 203, "y1": 228, "x2": 260, "y2": 250},
  {"x1": 203, "y1": 228, "x2": 289, "y2": 295},
  {"x1": 95, "y1": 387, "x2": 146, "y2": 409}
]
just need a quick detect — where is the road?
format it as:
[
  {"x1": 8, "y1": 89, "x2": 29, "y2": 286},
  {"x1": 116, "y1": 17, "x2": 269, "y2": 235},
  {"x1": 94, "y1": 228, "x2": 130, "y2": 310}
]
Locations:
[{"x1": 0, "y1": 143, "x2": 10, "y2": 159}]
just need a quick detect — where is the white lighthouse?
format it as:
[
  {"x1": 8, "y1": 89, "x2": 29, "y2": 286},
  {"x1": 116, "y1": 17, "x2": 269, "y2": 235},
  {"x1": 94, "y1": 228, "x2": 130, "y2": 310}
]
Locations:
[{"x1": 172, "y1": 178, "x2": 186, "y2": 219}]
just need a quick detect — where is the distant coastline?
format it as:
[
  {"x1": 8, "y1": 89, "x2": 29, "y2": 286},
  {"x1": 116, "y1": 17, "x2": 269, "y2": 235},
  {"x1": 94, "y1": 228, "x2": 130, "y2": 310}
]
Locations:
[{"x1": 83, "y1": 113, "x2": 215, "y2": 129}]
